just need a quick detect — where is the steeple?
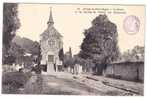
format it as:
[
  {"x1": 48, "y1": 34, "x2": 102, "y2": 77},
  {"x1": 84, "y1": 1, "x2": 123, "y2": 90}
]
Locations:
[{"x1": 47, "y1": 7, "x2": 54, "y2": 26}]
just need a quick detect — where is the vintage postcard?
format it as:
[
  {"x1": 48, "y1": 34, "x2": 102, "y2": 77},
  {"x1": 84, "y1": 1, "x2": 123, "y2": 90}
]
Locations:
[{"x1": 2, "y1": 3, "x2": 145, "y2": 95}]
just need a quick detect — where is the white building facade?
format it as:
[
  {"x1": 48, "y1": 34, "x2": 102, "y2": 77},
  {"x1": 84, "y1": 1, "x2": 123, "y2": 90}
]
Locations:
[{"x1": 40, "y1": 8, "x2": 63, "y2": 73}]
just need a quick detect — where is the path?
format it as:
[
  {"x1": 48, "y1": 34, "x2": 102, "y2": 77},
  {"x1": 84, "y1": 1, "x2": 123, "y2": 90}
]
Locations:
[{"x1": 19, "y1": 72, "x2": 143, "y2": 95}]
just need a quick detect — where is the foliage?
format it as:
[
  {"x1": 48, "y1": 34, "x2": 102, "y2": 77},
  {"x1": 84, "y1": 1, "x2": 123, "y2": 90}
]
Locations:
[
  {"x1": 59, "y1": 48, "x2": 64, "y2": 61},
  {"x1": 8, "y1": 42, "x2": 24, "y2": 58},
  {"x1": 79, "y1": 15, "x2": 120, "y2": 74},
  {"x1": 63, "y1": 47, "x2": 73, "y2": 67},
  {"x1": 2, "y1": 71, "x2": 32, "y2": 94},
  {"x1": 3, "y1": 42, "x2": 24, "y2": 64},
  {"x1": 12, "y1": 36, "x2": 41, "y2": 64},
  {"x1": 63, "y1": 57, "x2": 75, "y2": 68},
  {"x1": 31, "y1": 44, "x2": 42, "y2": 74},
  {"x1": 73, "y1": 55, "x2": 95, "y2": 72},
  {"x1": 3, "y1": 3, "x2": 20, "y2": 51},
  {"x1": 12, "y1": 36, "x2": 40, "y2": 55},
  {"x1": 69, "y1": 47, "x2": 72, "y2": 57},
  {"x1": 30, "y1": 41, "x2": 40, "y2": 55},
  {"x1": 3, "y1": 3, "x2": 20, "y2": 64},
  {"x1": 121, "y1": 45, "x2": 144, "y2": 61},
  {"x1": 3, "y1": 55, "x2": 16, "y2": 65}
]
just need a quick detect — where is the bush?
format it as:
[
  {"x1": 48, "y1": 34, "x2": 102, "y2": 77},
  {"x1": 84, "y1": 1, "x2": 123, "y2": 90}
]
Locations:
[{"x1": 2, "y1": 71, "x2": 32, "y2": 93}]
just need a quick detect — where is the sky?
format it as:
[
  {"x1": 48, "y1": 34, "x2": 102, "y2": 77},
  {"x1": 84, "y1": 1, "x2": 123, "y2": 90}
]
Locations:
[{"x1": 16, "y1": 4, "x2": 145, "y2": 54}]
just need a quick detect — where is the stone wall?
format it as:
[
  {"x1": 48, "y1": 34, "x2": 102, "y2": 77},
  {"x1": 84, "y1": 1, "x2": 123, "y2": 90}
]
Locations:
[{"x1": 103, "y1": 61, "x2": 144, "y2": 82}]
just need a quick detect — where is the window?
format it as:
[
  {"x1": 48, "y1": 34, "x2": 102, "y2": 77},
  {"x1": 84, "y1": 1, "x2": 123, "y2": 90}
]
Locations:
[{"x1": 48, "y1": 40, "x2": 55, "y2": 47}]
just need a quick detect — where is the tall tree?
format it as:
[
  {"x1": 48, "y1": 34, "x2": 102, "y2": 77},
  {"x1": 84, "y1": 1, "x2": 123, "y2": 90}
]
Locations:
[
  {"x1": 79, "y1": 15, "x2": 120, "y2": 75},
  {"x1": 59, "y1": 48, "x2": 64, "y2": 61},
  {"x1": 3, "y1": 3, "x2": 20, "y2": 63},
  {"x1": 69, "y1": 47, "x2": 72, "y2": 58}
]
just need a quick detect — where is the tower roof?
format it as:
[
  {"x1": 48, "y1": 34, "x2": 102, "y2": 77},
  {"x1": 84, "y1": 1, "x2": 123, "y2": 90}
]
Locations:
[
  {"x1": 40, "y1": 7, "x2": 63, "y2": 40},
  {"x1": 47, "y1": 7, "x2": 54, "y2": 25}
]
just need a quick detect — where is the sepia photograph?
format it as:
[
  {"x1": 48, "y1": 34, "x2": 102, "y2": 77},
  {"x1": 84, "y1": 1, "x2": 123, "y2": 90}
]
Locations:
[{"x1": 1, "y1": 3, "x2": 145, "y2": 95}]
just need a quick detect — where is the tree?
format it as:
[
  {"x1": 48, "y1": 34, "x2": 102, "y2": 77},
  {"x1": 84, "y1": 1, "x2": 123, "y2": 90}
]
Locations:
[
  {"x1": 79, "y1": 15, "x2": 120, "y2": 75},
  {"x1": 73, "y1": 55, "x2": 95, "y2": 73},
  {"x1": 122, "y1": 45, "x2": 144, "y2": 61},
  {"x1": 63, "y1": 47, "x2": 73, "y2": 68},
  {"x1": 32, "y1": 44, "x2": 42, "y2": 74},
  {"x1": 132, "y1": 45, "x2": 144, "y2": 60},
  {"x1": 3, "y1": 3, "x2": 20, "y2": 63},
  {"x1": 8, "y1": 43, "x2": 24, "y2": 57},
  {"x1": 3, "y1": 42, "x2": 24, "y2": 64},
  {"x1": 69, "y1": 47, "x2": 72, "y2": 57},
  {"x1": 63, "y1": 56, "x2": 74, "y2": 68},
  {"x1": 59, "y1": 48, "x2": 64, "y2": 61},
  {"x1": 121, "y1": 50, "x2": 132, "y2": 61},
  {"x1": 30, "y1": 41, "x2": 40, "y2": 55}
]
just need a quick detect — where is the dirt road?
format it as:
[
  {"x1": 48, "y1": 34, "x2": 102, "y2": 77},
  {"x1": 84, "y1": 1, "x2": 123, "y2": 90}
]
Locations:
[{"x1": 20, "y1": 72, "x2": 143, "y2": 95}]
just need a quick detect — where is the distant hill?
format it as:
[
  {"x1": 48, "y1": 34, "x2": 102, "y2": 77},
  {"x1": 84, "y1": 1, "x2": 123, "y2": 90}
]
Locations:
[{"x1": 12, "y1": 36, "x2": 39, "y2": 55}]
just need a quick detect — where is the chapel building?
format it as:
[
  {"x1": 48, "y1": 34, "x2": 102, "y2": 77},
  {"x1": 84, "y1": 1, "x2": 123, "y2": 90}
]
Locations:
[{"x1": 40, "y1": 7, "x2": 63, "y2": 73}]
